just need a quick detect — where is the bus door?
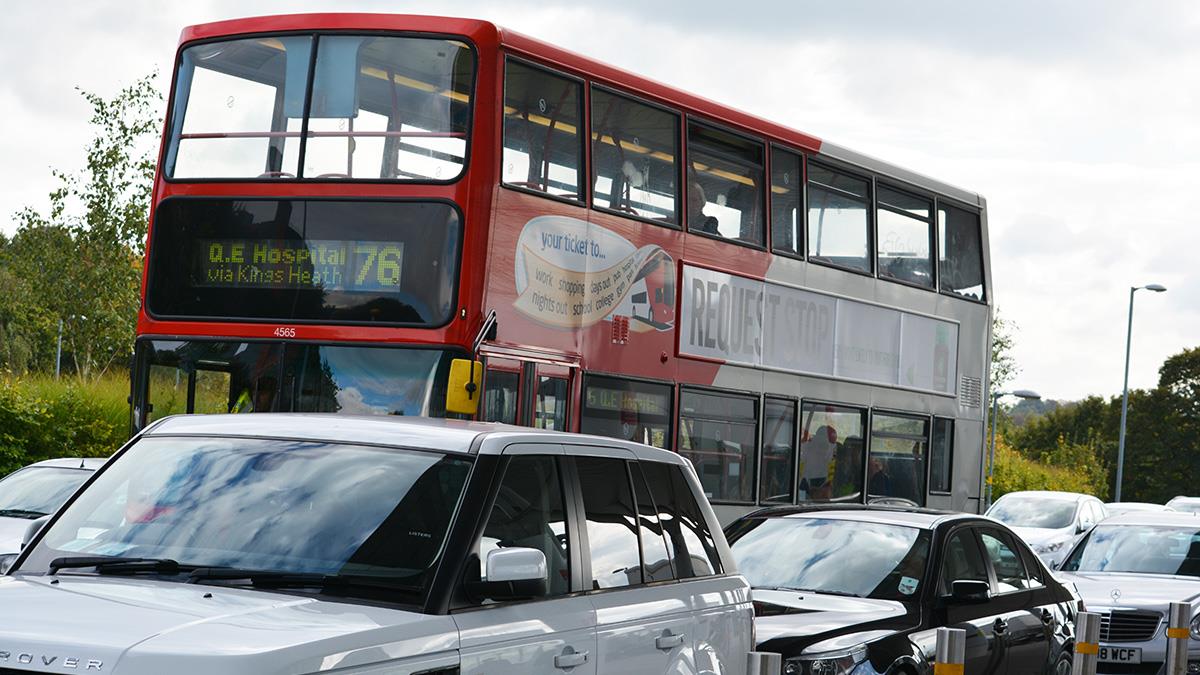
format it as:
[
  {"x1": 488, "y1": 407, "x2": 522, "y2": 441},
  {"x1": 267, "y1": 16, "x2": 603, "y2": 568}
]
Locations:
[{"x1": 480, "y1": 356, "x2": 575, "y2": 431}]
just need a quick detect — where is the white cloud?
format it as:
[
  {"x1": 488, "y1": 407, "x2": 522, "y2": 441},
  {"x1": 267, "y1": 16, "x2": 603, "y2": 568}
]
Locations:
[{"x1": 2, "y1": 0, "x2": 1198, "y2": 400}]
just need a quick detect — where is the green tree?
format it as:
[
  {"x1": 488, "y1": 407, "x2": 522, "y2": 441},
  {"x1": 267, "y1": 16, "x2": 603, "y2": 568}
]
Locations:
[
  {"x1": 1159, "y1": 347, "x2": 1200, "y2": 419},
  {"x1": 990, "y1": 307, "x2": 1018, "y2": 390},
  {"x1": 1, "y1": 74, "x2": 159, "y2": 380}
]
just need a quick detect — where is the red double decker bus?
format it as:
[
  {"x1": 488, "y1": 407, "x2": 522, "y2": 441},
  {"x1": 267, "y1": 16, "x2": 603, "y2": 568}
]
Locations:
[{"x1": 133, "y1": 14, "x2": 993, "y2": 518}]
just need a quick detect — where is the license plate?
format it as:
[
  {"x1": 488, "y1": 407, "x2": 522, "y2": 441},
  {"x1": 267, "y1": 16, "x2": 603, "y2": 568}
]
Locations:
[{"x1": 1098, "y1": 646, "x2": 1142, "y2": 663}]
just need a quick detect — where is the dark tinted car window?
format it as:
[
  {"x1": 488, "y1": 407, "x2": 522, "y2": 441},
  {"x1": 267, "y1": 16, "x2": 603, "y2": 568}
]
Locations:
[
  {"x1": 980, "y1": 529, "x2": 1031, "y2": 592},
  {"x1": 940, "y1": 528, "x2": 989, "y2": 595},
  {"x1": 476, "y1": 455, "x2": 570, "y2": 597},
  {"x1": 577, "y1": 456, "x2": 643, "y2": 589}
]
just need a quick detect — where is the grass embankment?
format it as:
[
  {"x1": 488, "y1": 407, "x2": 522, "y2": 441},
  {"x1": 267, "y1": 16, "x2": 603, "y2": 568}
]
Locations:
[{"x1": 0, "y1": 374, "x2": 129, "y2": 477}]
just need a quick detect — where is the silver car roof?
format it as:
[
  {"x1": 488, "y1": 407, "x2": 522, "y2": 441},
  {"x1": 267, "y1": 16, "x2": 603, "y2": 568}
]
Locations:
[
  {"x1": 1094, "y1": 511, "x2": 1200, "y2": 527},
  {"x1": 143, "y1": 414, "x2": 690, "y2": 466},
  {"x1": 25, "y1": 457, "x2": 107, "y2": 470},
  {"x1": 993, "y1": 490, "x2": 1095, "y2": 503}
]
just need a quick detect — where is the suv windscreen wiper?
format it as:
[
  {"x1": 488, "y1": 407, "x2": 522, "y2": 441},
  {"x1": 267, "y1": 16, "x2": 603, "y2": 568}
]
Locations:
[
  {"x1": 0, "y1": 509, "x2": 48, "y2": 519},
  {"x1": 48, "y1": 556, "x2": 195, "y2": 576}
]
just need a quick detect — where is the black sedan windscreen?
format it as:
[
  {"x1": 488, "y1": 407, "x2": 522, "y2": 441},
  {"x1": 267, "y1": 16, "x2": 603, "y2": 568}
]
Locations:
[
  {"x1": 729, "y1": 517, "x2": 931, "y2": 601},
  {"x1": 147, "y1": 198, "x2": 461, "y2": 325},
  {"x1": 1061, "y1": 525, "x2": 1200, "y2": 576}
]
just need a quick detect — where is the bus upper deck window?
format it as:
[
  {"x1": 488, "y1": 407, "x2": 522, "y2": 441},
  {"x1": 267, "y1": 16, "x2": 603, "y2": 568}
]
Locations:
[
  {"x1": 168, "y1": 37, "x2": 313, "y2": 179},
  {"x1": 167, "y1": 35, "x2": 475, "y2": 182},
  {"x1": 686, "y1": 122, "x2": 765, "y2": 247},
  {"x1": 807, "y1": 163, "x2": 871, "y2": 274},
  {"x1": 591, "y1": 87, "x2": 680, "y2": 225},
  {"x1": 939, "y1": 204, "x2": 985, "y2": 301},
  {"x1": 502, "y1": 61, "x2": 583, "y2": 200},
  {"x1": 876, "y1": 185, "x2": 934, "y2": 289}
]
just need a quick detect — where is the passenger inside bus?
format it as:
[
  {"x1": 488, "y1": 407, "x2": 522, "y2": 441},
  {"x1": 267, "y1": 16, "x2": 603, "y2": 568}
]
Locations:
[{"x1": 688, "y1": 182, "x2": 720, "y2": 235}]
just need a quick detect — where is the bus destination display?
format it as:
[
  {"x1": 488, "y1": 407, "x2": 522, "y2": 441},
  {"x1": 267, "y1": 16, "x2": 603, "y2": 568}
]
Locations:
[{"x1": 197, "y1": 239, "x2": 404, "y2": 292}]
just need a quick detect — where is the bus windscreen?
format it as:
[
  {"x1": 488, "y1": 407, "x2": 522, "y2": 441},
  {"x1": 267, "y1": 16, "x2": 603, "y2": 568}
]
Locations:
[{"x1": 147, "y1": 198, "x2": 461, "y2": 325}]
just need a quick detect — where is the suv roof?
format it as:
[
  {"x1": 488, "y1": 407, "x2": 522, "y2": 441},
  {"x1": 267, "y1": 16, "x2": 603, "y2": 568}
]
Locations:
[{"x1": 143, "y1": 414, "x2": 688, "y2": 465}]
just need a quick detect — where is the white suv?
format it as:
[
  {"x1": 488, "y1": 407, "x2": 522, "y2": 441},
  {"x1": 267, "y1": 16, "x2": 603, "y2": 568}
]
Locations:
[{"x1": 1, "y1": 414, "x2": 753, "y2": 675}]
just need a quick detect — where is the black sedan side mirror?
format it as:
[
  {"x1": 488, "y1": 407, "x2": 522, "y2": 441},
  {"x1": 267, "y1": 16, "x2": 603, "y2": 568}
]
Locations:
[{"x1": 949, "y1": 580, "x2": 992, "y2": 604}]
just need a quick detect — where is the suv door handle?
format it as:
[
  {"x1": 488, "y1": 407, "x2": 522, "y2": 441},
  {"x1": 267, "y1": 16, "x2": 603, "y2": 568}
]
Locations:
[
  {"x1": 554, "y1": 647, "x2": 589, "y2": 670},
  {"x1": 993, "y1": 617, "x2": 1008, "y2": 633},
  {"x1": 655, "y1": 632, "x2": 686, "y2": 651}
]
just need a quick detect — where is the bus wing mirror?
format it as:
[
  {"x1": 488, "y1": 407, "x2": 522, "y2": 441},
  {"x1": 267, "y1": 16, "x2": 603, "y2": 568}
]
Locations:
[{"x1": 446, "y1": 358, "x2": 484, "y2": 415}]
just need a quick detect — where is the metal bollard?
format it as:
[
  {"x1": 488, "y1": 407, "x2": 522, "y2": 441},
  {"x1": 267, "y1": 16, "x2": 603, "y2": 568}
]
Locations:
[
  {"x1": 1073, "y1": 611, "x2": 1101, "y2": 675},
  {"x1": 1166, "y1": 601, "x2": 1190, "y2": 675},
  {"x1": 747, "y1": 651, "x2": 781, "y2": 675},
  {"x1": 934, "y1": 627, "x2": 966, "y2": 675}
]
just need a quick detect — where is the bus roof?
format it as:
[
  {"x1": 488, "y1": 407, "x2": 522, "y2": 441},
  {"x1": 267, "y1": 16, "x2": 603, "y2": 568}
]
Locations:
[{"x1": 176, "y1": 13, "x2": 984, "y2": 207}]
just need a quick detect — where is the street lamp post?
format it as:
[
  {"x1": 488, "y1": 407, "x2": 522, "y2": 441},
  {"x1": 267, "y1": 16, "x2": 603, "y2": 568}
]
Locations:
[
  {"x1": 985, "y1": 388, "x2": 1041, "y2": 510},
  {"x1": 1115, "y1": 283, "x2": 1167, "y2": 502}
]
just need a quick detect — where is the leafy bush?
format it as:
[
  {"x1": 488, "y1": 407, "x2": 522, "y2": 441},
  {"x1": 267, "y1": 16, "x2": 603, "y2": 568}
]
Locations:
[
  {"x1": 0, "y1": 374, "x2": 128, "y2": 477},
  {"x1": 990, "y1": 438, "x2": 1104, "y2": 500}
]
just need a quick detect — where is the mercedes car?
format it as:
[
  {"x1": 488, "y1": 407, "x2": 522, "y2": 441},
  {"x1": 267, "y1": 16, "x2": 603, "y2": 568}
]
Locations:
[{"x1": 1058, "y1": 511, "x2": 1200, "y2": 674}]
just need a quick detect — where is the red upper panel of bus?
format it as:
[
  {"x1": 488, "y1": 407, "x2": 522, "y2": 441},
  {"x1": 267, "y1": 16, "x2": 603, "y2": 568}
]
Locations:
[{"x1": 178, "y1": 13, "x2": 823, "y2": 156}]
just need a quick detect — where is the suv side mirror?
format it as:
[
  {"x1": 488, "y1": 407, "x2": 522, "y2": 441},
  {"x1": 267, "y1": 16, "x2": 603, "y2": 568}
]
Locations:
[
  {"x1": 949, "y1": 580, "x2": 991, "y2": 604},
  {"x1": 467, "y1": 547, "x2": 548, "y2": 602}
]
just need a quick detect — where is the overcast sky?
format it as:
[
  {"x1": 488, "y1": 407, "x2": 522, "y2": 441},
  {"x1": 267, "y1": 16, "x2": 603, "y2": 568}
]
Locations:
[{"x1": 2, "y1": 0, "x2": 1196, "y2": 401}]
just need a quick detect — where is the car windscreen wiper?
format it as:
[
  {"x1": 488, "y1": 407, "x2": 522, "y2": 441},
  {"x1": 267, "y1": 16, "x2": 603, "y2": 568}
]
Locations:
[
  {"x1": 48, "y1": 556, "x2": 195, "y2": 576},
  {"x1": 0, "y1": 509, "x2": 48, "y2": 519},
  {"x1": 188, "y1": 567, "x2": 423, "y2": 594}
]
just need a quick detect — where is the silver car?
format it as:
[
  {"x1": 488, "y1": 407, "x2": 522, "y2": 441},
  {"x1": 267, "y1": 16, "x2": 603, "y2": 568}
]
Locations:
[
  {"x1": 0, "y1": 458, "x2": 106, "y2": 572},
  {"x1": 1057, "y1": 512, "x2": 1200, "y2": 674},
  {"x1": 1167, "y1": 496, "x2": 1200, "y2": 514},
  {"x1": 986, "y1": 490, "x2": 1107, "y2": 568}
]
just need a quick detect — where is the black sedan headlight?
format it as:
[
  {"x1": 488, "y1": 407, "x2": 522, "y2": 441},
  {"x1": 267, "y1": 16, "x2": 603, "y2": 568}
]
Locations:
[
  {"x1": 784, "y1": 645, "x2": 870, "y2": 675},
  {"x1": 0, "y1": 552, "x2": 18, "y2": 575}
]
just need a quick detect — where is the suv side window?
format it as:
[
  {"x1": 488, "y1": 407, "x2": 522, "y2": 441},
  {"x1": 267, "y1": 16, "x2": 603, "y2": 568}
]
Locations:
[
  {"x1": 577, "y1": 456, "x2": 643, "y2": 589},
  {"x1": 641, "y1": 461, "x2": 723, "y2": 577},
  {"x1": 980, "y1": 529, "x2": 1030, "y2": 593},
  {"x1": 939, "y1": 528, "x2": 989, "y2": 596},
  {"x1": 476, "y1": 455, "x2": 571, "y2": 597}
]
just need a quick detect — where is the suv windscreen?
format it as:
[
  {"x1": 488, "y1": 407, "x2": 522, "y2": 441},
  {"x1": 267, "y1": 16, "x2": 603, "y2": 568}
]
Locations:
[
  {"x1": 19, "y1": 437, "x2": 471, "y2": 600},
  {"x1": 729, "y1": 516, "x2": 931, "y2": 601},
  {"x1": 166, "y1": 34, "x2": 474, "y2": 180}
]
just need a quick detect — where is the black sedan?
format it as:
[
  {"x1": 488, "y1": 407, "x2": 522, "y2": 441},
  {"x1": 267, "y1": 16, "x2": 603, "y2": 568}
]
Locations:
[{"x1": 725, "y1": 505, "x2": 1080, "y2": 675}]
